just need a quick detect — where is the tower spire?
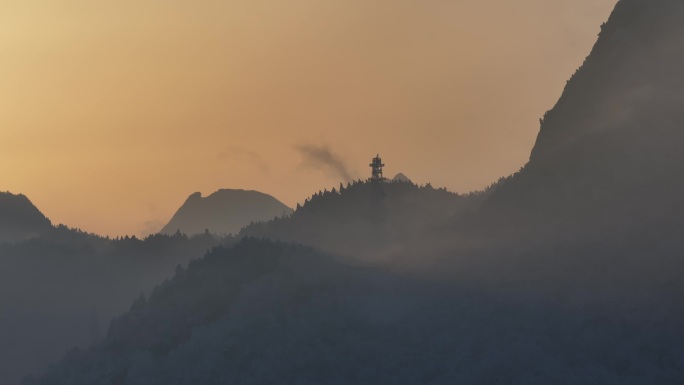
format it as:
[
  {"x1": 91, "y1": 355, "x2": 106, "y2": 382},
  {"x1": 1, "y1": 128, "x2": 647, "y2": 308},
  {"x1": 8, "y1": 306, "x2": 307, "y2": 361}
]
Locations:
[{"x1": 369, "y1": 154, "x2": 385, "y2": 182}]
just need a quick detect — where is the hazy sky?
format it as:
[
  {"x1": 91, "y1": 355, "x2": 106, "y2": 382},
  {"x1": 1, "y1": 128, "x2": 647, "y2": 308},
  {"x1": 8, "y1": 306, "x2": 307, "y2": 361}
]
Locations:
[{"x1": 0, "y1": 0, "x2": 617, "y2": 236}]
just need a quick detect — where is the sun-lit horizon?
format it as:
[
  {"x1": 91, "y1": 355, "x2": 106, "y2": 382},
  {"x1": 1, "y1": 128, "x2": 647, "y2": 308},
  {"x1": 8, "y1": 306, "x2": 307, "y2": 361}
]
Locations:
[{"x1": 0, "y1": 0, "x2": 617, "y2": 236}]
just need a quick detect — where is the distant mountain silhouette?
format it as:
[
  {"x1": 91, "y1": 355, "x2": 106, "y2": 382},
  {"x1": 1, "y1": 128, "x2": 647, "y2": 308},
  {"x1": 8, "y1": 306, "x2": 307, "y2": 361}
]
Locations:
[
  {"x1": 0, "y1": 192, "x2": 52, "y2": 243},
  {"x1": 160, "y1": 189, "x2": 293, "y2": 236},
  {"x1": 392, "y1": 173, "x2": 411, "y2": 183}
]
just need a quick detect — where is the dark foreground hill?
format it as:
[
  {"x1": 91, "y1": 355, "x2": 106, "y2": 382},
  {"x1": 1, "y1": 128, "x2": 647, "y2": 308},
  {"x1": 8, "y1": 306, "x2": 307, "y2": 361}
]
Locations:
[
  {"x1": 160, "y1": 189, "x2": 293, "y2": 236},
  {"x1": 0, "y1": 228, "x2": 226, "y2": 385},
  {"x1": 0, "y1": 192, "x2": 229, "y2": 384},
  {"x1": 0, "y1": 192, "x2": 52, "y2": 243},
  {"x1": 25, "y1": 239, "x2": 684, "y2": 385},
  {"x1": 25, "y1": 240, "x2": 363, "y2": 385}
]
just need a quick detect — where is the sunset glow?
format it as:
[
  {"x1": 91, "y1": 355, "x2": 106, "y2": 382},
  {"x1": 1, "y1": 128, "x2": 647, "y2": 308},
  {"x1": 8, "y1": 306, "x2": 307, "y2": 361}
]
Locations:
[{"x1": 0, "y1": 0, "x2": 616, "y2": 236}]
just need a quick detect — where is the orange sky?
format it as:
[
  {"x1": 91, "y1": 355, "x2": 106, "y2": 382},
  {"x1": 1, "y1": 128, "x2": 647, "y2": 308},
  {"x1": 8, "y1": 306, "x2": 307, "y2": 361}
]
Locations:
[{"x1": 0, "y1": 0, "x2": 617, "y2": 236}]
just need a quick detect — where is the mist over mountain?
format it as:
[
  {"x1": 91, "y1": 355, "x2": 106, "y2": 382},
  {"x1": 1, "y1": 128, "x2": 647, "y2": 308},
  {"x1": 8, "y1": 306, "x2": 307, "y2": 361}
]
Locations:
[
  {"x1": 239, "y1": 180, "x2": 484, "y2": 261},
  {"x1": 0, "y1": 192, "x2": 52, "y2": 243},
  {"x1": 17, "y1": 1, "x2": 684, "y2": 384},
  {"x1": 27, "y1": 234, "x2": 684, "y2": 385},
  {"x1": 160, "y1": 190, "x2": 293, "y2": 236}
]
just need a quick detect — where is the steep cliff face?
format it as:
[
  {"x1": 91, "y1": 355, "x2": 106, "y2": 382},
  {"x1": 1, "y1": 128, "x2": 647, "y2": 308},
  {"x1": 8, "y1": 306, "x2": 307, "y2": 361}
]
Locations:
[
  {"x1": 486, "y1": 0, "x2": 684, "y2": 233},
  {"x1": 0, "y1": 192, "x2": 52, "y2": 243},
  {"x1": 160, "y1": 189, "x2": 292, "y2": 236},
  {"x1": 532, "y1": 0, "x2": 684, "y2": 161}
]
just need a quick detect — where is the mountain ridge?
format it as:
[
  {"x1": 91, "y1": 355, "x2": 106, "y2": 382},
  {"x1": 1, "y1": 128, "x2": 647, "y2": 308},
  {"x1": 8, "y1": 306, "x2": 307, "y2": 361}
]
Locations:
[
  {"x1": 0, "y1": 191, "x2": 52, "y2": 243},
  {"x1": 482, "y1": 0, "x2": 684, "y2": 236},
  {"x1": 160, "y1": 189, "x2": 293, "y2": 236}
]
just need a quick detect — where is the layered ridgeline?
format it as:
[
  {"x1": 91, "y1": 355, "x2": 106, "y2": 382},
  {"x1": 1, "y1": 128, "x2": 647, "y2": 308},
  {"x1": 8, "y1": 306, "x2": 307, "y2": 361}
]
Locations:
[
  {"x1": 485, "y1": 0, "x2": 684, "y2": 238},
  {"x1": 23, "y1": 240, "x2": 373, "y2": 385},
  {"x1": 160, "y1": 190, "x2": 293, "y2": 236},
  {"x1": 0, "y1": 192, "x2": 52, "y2": 243},
  {"x1": 25, "y1": 238, "x2": 684, "y2": 385},
  {"x1": 13, "y1": 240, "x2": 540, "y2": 385},
  {"x1": 22, "y1": 1, "x2": 684, "y2": 384},
  {"x1": 0, "y1": 198, "x2": 228, "y2": 385}
]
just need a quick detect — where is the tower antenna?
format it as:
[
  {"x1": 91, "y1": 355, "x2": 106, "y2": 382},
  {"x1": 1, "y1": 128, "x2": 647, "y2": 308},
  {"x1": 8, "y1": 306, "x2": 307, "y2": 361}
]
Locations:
[{"x1": 369, "y1": 154, "x2": 385, "y2": 183}]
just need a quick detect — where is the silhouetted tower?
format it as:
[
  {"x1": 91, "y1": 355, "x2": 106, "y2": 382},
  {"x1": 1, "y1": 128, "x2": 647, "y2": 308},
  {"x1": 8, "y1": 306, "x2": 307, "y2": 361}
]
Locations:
[
  {"x1": 369, "y1": 154, "x2": 385, "y2": 183},
  {"x1": 369, "y1": 154, "x2": 387, "y2": 216}
]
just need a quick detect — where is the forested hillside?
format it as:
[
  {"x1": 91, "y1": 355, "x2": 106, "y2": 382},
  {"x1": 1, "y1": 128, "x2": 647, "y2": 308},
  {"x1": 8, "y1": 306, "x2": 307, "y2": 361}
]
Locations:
[
  {"x1": 26, "y1": 238, "x2": 684, "y2": 385},
  {"x1": 240, "y1": 180, "x2": 483, "y2": 261},
  {"x1": 0, "y1": 226, "x2": 227, "y2": 385}
]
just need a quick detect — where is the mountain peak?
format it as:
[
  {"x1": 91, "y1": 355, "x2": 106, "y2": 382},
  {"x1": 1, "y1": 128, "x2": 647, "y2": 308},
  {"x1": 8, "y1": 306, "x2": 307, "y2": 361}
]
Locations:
[
  {"x1": 485, "y1": 0, "x2": 684, "y2": 232},
  {"x1": 392, "y1": 173, "x2": 412, "y2": 183},
  {"x1": 187, "y1": 191, "x2": 203, "y2": 200},
  {"x1": 160, "y1": 189, "x2": 293, "y2": 236},
  {"x1": 530, "y1": 0, "x2": 684, "y2": 165},
  {"x1": 0, "y1": 192, "x2": 52, "y2": 243}
]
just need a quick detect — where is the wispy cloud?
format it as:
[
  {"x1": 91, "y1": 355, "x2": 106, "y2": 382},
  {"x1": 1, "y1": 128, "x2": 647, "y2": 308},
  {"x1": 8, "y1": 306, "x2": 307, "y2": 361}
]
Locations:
[
  {"x1": 294, "y1": 144, "x2": 357, "y2": 182},
  {"x1": 217, "y1": 146, "x2": 269, "y2": 173}
]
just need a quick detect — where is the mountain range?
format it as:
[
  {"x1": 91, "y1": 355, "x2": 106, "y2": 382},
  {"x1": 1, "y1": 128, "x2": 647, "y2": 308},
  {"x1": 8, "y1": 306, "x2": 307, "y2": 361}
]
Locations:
[
  {"x1": 10, "y1": 0, "x2": 684, "y2": 384},
  {"x1": 0, "y1": 210, "x2": 225, "y2": 385}
]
